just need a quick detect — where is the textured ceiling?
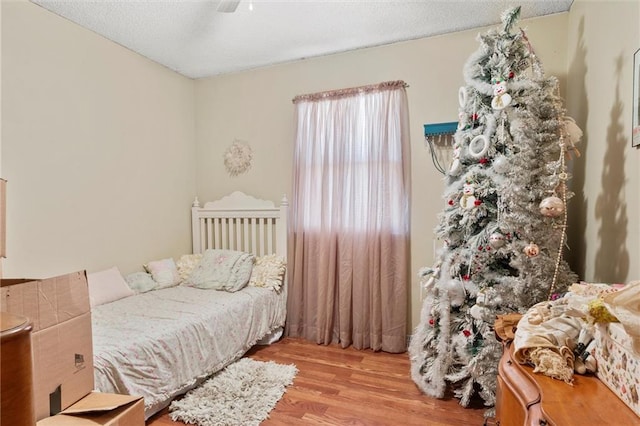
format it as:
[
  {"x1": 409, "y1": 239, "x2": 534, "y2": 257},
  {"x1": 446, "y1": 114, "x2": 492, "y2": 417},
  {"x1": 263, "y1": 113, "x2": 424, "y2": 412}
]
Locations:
[{"x1": 30, "y1": 0, "x2": 573, "y2": 79}]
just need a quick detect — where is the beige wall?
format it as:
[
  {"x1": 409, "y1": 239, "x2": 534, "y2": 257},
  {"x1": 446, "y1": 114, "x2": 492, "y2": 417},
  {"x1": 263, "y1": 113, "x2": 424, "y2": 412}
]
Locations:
[
  {"x1": 1, "y1": 0, "x2": 197, "y2": 277},
  {"x1": 565, "y1": 0, "x2": 640, "y2": 283},
  {"x1": 194, "y1": 14, "x2": 569, "y2": 330}
]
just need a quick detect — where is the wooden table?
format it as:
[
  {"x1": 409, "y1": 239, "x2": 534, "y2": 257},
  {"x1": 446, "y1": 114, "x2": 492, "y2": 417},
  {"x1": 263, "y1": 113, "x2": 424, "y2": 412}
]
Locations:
[{"x1": 495, "y1": 341, "x2": 639, "y2": 425}]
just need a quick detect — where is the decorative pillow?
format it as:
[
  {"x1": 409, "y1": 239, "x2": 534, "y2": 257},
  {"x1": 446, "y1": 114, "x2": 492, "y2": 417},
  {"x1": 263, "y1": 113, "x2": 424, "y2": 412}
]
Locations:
[
  {"x1": 176, "y1": 253, "x2": 203, "y2": 282},
  {"x1": 144, "y1": 258, "x2": 180, "y2": 289},
  {"x1": 249, "y1": 254, "x2": 286, "y2": 292},
  {"x1": 124, "y1": 271, "x2": 158, "y2": 294},
  {"x1": 87, "y1": 266, "x2": 135, "y2": 308},
  {"x1": 184, "y1": 249, "x2": 254, "y2": 292}
]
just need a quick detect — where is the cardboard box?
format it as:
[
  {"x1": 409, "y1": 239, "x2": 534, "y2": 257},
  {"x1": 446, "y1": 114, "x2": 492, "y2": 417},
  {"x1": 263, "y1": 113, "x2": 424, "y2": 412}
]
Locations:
[
  {"x1": 0, "y1": 271, "x2": 94, "y2": 420},
  {"x1": 36, "y1": 392, "x2": 144, "y2": 426},
  {"x1": 0, "y1": 178, "x2": 6, "y2": 259},
  {"x1": 594, "y1": 322, "x2": 640, "y2": 418}
]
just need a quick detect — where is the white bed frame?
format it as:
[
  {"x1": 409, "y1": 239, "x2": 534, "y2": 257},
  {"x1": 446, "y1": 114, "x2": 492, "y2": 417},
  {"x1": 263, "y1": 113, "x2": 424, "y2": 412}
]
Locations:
[
  {"x1": 191, "y1": 191, "x2": 288, "y2": 258},
  {"x1": 191, "y1": 191, "x2": 289, "y2": 346}
]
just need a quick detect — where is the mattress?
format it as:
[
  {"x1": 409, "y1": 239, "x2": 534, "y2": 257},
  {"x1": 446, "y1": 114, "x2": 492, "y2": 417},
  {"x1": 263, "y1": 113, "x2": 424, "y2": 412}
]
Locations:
[{"x1": 91, "y1": 285, "x2": 286, "y2": 418}]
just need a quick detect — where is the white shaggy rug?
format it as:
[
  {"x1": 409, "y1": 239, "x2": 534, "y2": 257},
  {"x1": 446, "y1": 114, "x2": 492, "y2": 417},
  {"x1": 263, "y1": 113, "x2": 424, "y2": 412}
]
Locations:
[{"x1": 169, "y1": 358, "x2": 298, "y2": 426}]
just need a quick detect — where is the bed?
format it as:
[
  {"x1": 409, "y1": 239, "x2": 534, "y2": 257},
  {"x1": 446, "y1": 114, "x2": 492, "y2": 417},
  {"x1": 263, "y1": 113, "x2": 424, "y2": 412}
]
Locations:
[{"x1": 90, "y1": 191, "x2": 289, "y2": 419}]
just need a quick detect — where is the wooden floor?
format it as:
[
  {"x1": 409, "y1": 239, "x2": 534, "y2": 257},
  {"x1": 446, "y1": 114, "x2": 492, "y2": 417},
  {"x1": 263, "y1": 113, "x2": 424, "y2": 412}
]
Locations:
[{"x1": 146, "y1": 337, "x2": 487, "y2": 425}]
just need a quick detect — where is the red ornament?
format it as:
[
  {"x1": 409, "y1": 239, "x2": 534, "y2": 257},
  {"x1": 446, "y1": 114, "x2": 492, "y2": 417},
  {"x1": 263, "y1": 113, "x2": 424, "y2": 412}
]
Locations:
[
  {"x1": 486, "y1": 246, "x2": 491, "y2": 251},
  {"x1": 463, "y1": 329, "x2": 471, "y2": 337},
  {"x1": 429, "y1": 318, "x2": 434, "y2": 326},
  {"x1": 479, "y1": 158, "x2": 488, "y2": 164},
  {"x1": 509, "y1": 71, "x2": 514, "y2": 79},
  {"x1": 474, "y1": 199, "x2": 482, "y2": 206},
  {"x1": 478, "y1": 245, "x2": 484, "y2": 251},
  {"x1": 463, "y1": 274, "x2": 470, "y2": 280},
  {"x1": 448, "y1": 199, "x2": 454, "y2": 205},
  {"x1": 472, "y1": 113, "x2": 478, "y2": 121}
]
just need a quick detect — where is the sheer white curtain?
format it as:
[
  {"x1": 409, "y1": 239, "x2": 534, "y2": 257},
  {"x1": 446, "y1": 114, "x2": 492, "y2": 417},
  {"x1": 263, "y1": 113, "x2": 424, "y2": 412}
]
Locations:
[{"x1": 286, "y1": 81, "x2": 411, "y2": 353}]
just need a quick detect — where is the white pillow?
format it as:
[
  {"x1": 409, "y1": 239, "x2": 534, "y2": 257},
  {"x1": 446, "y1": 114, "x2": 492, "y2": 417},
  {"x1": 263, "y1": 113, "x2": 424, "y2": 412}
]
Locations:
[
  {"x1": 125, "y1": 271, "x2": 158, "y2": 294},
  {"x1": 144, "y1": 258, "x2": 180, "y2": 288},
  {"x1": 176, "y1": 253, "x2": 203, "y2": 282},
  {"x1": 248, "y1": 254, "x2": 286, "y2": 292},
  {"x1": 87, "y1": 266, "x2": 135, "y2": 308}
]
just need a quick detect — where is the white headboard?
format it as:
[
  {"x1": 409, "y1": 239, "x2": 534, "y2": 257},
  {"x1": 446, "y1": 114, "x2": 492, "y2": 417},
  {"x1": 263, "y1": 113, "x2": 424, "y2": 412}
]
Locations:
[{"x1": 191, "y1": 191, "x2": 288, "y2": 259}]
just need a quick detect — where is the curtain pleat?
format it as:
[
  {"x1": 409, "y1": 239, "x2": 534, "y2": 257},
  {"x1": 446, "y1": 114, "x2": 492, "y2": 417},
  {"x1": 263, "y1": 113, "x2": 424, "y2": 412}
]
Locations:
[{"x1": 286, "y1": 82, "x2": 410, "y2": 353}]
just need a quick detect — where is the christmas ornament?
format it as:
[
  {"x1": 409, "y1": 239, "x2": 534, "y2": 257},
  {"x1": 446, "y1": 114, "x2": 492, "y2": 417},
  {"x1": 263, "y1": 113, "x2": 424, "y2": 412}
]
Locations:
[
  {"x1": 459, "y1": 183, "x2": 477, "y2": 209},
  {"x1": 457, "y1": 110, "x2": 469, "y2": 130},
  {"x1": 489, "y1": 232, "x2": 506, "y2": 248},
  {"x1": 468, "y1": 134, "x2": 490, "y2": 158},
  {"x1": 491, "y1": 80, "x2": 512, "y2": 110},
  {"x1": 450, "y1": 146, "x2": 462, "y2": 175},
  {"x1": 443, "y1": 279, "x2": 466, "y2": 307},
  {"x1": 420, "y1": 263, "x2": 441, "y2": 292},
  {"x1": 458, "y1": 86, "x2": 468, "y2": 107},
  {"x1": 524, "y1": 242, "x2": 540, "y2": 257},
  {"x1": 476, "y1": 291, "x2": 487, "y2": 305},
  {"x1": 564, "y1": 116, "x2": 583, "y2": 147},
  {"x1": 470, "y1": 303, "x2": 491, "y2": 320},
  {"x1": 471, "y1": 289, "x2": 493, "y2": 320},
  {"x1": 492, "y1": 154, "x2": 509, "y2": 173},
  {"x1": 539, "y1": 196, "x2": 565, "y2": 217}
]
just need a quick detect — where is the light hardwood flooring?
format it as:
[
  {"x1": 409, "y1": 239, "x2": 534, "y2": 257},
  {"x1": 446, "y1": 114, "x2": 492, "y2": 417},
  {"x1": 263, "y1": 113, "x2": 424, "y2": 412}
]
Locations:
[{"x1": 146, "y1": 337, "x2": 487, "y2": 425}]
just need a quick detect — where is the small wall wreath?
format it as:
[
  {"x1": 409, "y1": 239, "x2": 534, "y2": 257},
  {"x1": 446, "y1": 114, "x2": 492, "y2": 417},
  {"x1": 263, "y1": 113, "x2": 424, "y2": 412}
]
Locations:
[{"x1": 224, "y1": 140, "x2": 253, "y2": 177}]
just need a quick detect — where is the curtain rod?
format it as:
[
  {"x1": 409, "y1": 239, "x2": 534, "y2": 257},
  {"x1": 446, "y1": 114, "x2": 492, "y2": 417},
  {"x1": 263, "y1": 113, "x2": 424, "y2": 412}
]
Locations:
[{"x1": 292, "y1": 80, "x2": 408, "y2": 104}]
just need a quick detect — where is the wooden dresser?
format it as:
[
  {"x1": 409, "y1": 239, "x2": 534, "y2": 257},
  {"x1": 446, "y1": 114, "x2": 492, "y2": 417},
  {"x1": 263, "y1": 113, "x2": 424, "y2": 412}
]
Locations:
[{"x1": 495, "y1": 341, "x2": 638, "y2": 425}]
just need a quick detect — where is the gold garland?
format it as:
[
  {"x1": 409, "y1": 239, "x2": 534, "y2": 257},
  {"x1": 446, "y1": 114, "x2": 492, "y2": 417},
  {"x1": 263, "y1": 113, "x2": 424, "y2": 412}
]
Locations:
[{"x1": 548, "y1": 134, "x2": 569, "y2": 300}]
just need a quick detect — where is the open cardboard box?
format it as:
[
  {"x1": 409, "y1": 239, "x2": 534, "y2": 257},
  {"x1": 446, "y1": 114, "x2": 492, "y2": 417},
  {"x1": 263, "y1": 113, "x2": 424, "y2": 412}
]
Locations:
[
  {"x1": 1, "y1": 271, "x2": 144, "y2": 425},
  {"x1": 36, "y1": 392, "x2": 144, "y2": 425}
]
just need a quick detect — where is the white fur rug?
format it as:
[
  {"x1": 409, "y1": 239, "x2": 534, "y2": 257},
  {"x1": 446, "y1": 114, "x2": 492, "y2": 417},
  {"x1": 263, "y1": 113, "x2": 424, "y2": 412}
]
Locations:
[{"x1": 169, "y1": 358, "x2": 298, "y2": 426}]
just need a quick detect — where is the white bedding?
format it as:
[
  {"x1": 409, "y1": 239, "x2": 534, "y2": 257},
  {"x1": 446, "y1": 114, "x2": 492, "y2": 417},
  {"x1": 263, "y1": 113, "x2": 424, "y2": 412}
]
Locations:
[{"x1": 91, "y1": 285, "x2": 286, "y2": 418}]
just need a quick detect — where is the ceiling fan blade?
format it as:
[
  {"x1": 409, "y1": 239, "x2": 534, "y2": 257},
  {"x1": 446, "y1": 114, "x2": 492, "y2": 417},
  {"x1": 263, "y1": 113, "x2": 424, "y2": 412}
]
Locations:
[{"x1": 217, "y1": 0, "x2": 241, "y2": 13}]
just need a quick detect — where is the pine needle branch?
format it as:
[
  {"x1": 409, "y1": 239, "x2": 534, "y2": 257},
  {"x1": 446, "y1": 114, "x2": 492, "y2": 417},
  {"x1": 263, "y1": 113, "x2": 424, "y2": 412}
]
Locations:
[{"x1": 501, "y1": 6, "x2": 521, "y2": 34}]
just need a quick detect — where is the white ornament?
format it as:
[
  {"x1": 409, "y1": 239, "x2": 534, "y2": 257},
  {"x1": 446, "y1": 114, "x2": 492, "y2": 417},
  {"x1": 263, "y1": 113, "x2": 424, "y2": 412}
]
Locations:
[
  {"x1": 223, "y1": 140, "x2": 253, "y2": 177},
  {"x1": 420, "y1": 263, "x2": 441, "y2": 292},
  {"x1": 459, "y1": 183, "x2": 477, "y2": 209},
  {"x1": 450, "y1": 159, "x2": 461, "y2": 175},
  {"x1": 468, "y1": 135, "x2": 490, "y2": 158},
  {"x1": 458, "y1": 86, "x2": 468, "y2": 108},
  {"x1": 491, "y1": 81, "x2": 512, "y2": 110},
  {"x1": 443, "y1": 279, "x2": 466, "y2": 307},
  {"x1": 489, "y1": 232, "x2": 506, "y2": 248},
  {"x1": 524, "y1": 242, "x2": 540, "y2": 257},
  {"x1": 470, "y1": 304, "x2": 490, "y2": 320},
  {"x1": 476, "y1": 290, "x2": 487, "y2": 305},
  {"x1": 457, "y1": 111, "x2": 466, "y2": 130},
  {"x1": 539, "y1": 196, "x2": 565, "y2": 217},
  {"x1": 450, "y1": 146, "x2": 462, "y2": 174},
  {"x1": 492, "y1": 154, "x2": 509, "y2": 174}
]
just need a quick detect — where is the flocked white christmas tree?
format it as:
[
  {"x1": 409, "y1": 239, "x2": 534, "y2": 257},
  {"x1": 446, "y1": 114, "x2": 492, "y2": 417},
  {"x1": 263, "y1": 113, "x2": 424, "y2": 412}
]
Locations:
[{"x1": 409, "y1": 7, "x2": 580, "y2": 408}]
